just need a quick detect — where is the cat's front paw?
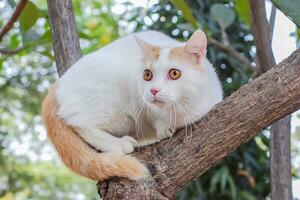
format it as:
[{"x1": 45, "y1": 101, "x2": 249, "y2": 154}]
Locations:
[{"x1": 109, "y1": 136, "x2": 138, "y2": 154}]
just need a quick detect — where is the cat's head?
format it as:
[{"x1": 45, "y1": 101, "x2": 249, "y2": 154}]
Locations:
[{"x1": 137, "y1": 30, "x2": 208, "y2": 110}]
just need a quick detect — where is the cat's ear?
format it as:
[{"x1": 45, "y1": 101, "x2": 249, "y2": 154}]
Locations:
[
  {"x1": 135, "y1": 36, "x2": 160, "y2": 60},
  {"x1": 184, "y1": 30, "x2": 207, "y2": 64}
]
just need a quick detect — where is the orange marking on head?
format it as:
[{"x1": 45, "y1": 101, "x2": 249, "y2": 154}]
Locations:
[{"x1": 169, "y1": 47, "x2": 204, "y2": 70}]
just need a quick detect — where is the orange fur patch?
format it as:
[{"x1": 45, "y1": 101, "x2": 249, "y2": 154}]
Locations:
[
  {"x1": 169, "y1": 47, "x2": 204, "y2": 70},
  {"x1": 143, "y1": 46, "x2": 161, "y2": 70},
  {"x1": 41, "y1": 83, "x2": 148, "y2": 180}
]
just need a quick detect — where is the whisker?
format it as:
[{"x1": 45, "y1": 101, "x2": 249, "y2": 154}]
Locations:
[
  {"x1": 175, "y1": 100, "x2": 193, "y2": 144},
  {"x1": 178, "y1": 98, "x2": 209, "y2": 131}
]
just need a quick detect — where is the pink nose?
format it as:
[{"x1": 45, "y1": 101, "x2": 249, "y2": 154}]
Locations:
[{"x1": 150, "y1": 88, "x2": 160, "y2": 96}]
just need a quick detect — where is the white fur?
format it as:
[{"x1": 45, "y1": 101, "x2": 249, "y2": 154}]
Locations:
[{"x1": 56, "y1": 31, "x2": 223, "y2": 153}]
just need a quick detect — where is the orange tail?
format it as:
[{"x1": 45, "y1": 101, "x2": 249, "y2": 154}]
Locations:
[{"x1": 41, "y1": 84, "x2": 148, "y2": 181}]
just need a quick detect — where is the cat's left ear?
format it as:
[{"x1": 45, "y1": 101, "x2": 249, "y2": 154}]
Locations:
[
  {"x1": 184, "y1": 30, "x2": 207, "y2": 64},
  {"x1": 135, "y1": 36, "x2": 160, "y2": 60}
]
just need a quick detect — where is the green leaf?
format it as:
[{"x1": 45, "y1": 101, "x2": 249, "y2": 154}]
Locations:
[
  {"x1": 227, "y1": 175, "x2": 237, "y2": 200},
  {"x1": 209, "y1": 170, "x2": 221, "y2": 193},
  {"x1": 235, "y1": 0, "x2": 251, "y2": 27},
  {"x1": 271, "y1": 0, "x2": 300, "y2": 27},
  {"x1": 210, "y1": 3, "x2": 235, "y2": 29},
  {"x1": 19, "y1": 1, "x2": 40, "y2": 31},
  {"x1": 220, "y1": 166, "x2": 229, "y2": 192},
  {"x1": 170, "y1": 0, "x2": 198, "y2": 28},
  {"x1": 239, "y1": 191, "x2": 256, "y2": 200},
  {"x1": 7, "y1": 0, "x2": 16, "y2": 7},
  {"x1": 10, "y1": 34, "x2": 19, "y2": 48},
  {"x1": 0, "y1": 59, "x2": 4, "y2": 73}
]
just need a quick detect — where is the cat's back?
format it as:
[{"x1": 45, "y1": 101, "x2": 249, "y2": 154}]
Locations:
[{"x1": 98, "y1": 30, "x2": 182, "y2": 58}]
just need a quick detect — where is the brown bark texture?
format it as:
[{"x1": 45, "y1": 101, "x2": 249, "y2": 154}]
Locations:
[
  {"x1": 98, "y1": 48, "x2": 300, "y2": 199},
  {"x1": 249, "y1": 1, "x2": 293, "y2": 199},
  {"x1": 47, "y1": 0, "x2": 81, "y2": 76}
]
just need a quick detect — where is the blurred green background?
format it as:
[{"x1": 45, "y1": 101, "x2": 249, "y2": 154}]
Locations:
[{"x1": 0, "y1": 0, "x2": 299, "y2": 199}]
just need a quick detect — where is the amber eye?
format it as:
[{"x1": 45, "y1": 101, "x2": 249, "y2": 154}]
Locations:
[
  {"x1": 143, "y1": 69, "x2": 153, "y2": 81},
  {"x1": 168, "y1": 68, "x2": 181, "y2": 80}
]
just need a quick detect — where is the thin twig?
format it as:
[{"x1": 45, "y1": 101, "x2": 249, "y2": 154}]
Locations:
[
  {"x1": 208, "y1": 38, "x2": 256, "y2": 71},
  {"x1": 0, "y1": 46, "x2": 25, "y2": 55},
  {"x1": 0, "y1": 0, "x2": 28, "y2": 41}
]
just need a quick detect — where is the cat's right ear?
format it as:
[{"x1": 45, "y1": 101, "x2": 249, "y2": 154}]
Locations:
[
  {"x1": 184, "y1": 30, "x2": 207, "y2": 64},
  {"x1": 135, "y1": 36, "x2": 160, "y2": 59}
]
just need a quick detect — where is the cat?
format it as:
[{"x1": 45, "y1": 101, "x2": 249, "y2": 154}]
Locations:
[{"x1": 41, "y1": 30, "x2": 223, "y2": 181}]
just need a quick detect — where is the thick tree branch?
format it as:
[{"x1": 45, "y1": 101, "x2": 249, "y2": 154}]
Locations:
[
  {"x1": 249, "y1": 1, "x2": 293, "y2": 199},
  {"x1": 98, "y1": 48, "x2": 300, "y2": 199},
  {"x1": 0, "y1": 0, "x2": 28, "y2": 41},
  {"x1": 47, "y1": 0, "x2": 81, "y2": 76}
]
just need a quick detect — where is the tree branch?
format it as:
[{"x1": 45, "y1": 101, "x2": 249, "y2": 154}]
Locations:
[
  {"x1": 0, "y1": 46, "x2": 25, "y2": 55},
  {"x1": 98, "y1": 48, "x2": 300, "y2": 199},
  {"x1": 249, "y1": 1, "x2": 293, "y2": 199},
  {"x1": 249, "y1": 0, "x2": 275, "y2": 74},
  {"x1": 0, "y1": 0, "x2": 28, "y2": 41},
  {"x1": 47, "y1": 0, "x2": 81, "y2": 76},
  {"x1": 208, "y1": 38, "x2": 256, "y2": 72}
]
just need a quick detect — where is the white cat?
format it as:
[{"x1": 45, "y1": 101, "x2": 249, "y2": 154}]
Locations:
[{"x1": 42, "y1": 30, "x2": 223, "y2": 181}]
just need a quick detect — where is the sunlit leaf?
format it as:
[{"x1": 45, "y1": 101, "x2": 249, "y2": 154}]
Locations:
[
  {"x1": 9, "y1": 34, "x2": 19, "y2": 48},
  {"x1": 271, "y1": 0, "x2": 300, "y2": 27},
  {"x1": 19, "y1": 1, "x2": 40, "y2": 31},
  {"x1": 170, "y1": 0, "x2": 198, "y2": 28},
  {"x1": 235, "y1": 0, "x2": 251, "y2": 27},
  {"x1": 210, "y1": 3, "x2": 235, "y2": 29}
]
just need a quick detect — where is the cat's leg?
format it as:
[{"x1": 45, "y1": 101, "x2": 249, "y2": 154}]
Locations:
[{"x1": 78, "y1": 128, "x2": 138, "y2": 154}]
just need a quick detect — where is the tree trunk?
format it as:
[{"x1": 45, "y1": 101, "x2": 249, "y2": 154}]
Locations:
[
  {"x1": 249, "y1": 1, "x2": 293, "y2": 199},
  {"x1": 270, "y1": 116, "x2": 293, "y2": 199},
  {"x1": 47, "y1": 0, "x2": 81, "y2": 76}
]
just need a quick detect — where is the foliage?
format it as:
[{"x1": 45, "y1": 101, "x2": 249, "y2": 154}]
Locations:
[{"x1": 271, "y1": 0, "x2": 300, "y2": 27}]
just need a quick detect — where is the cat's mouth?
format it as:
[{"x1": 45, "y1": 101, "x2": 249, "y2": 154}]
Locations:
[
  {"x1": 148, "y1": 97, "x2": 165, "y2": 107},
  {"x1": 153, "y1": 99, "x2": 165, "y2": 106}
]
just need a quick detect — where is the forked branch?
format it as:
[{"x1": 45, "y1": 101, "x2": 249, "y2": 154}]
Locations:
[{"x1": 98, "y1": 48, "x2": 300, "y2": 199}]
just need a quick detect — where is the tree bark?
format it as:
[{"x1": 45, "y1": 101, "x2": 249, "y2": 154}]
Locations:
[
  {"x1": 47, "y1": 0, "x2": 81, "y2": 76},
  {"x1": 249, "y1": 1, "x2": 293, "y2": 199},
  {"x1": 98, "y1": 48, "x2": 300, "y2": 199}
]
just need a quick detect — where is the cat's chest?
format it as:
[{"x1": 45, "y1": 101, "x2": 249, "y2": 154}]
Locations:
[{"x1": 104, "y1": 108, "x2": 157, "y2": 142}]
